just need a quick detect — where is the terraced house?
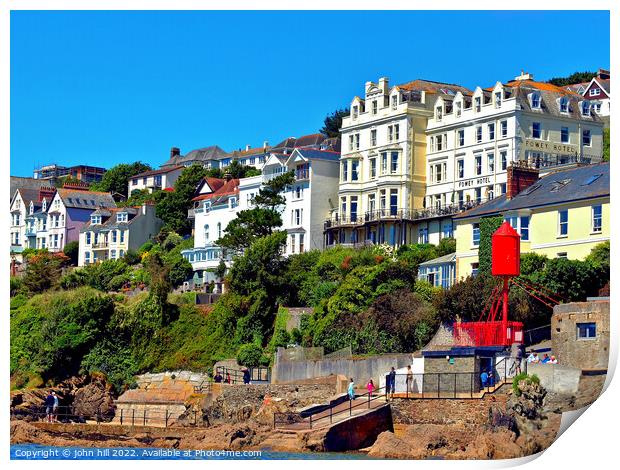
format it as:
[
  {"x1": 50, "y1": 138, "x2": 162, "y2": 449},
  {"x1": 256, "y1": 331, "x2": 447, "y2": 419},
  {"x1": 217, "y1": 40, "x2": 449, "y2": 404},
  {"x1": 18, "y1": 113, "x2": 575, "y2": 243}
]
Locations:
[
  {"x1": 425, "y1": 72, "x2": 604, "y2": 232},
  {"x1": 9, "y1": 186, "x2": 55, "y2": 260},
  {"x1": 324, "y1": 77, "x2": 471, "y2": 248},
  {"x1": 452, "y1": 162, "x2": 609, "y2": 279},
  {"x1": 78, "y1": 203, "x2": 163, "y2": 266}
]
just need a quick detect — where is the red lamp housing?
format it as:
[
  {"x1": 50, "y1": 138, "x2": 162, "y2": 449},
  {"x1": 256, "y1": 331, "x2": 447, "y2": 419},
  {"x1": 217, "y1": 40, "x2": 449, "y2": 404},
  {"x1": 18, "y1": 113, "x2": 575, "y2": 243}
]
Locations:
[{"x1": 491, "y1": 221, "x2": 521, "y2": 277}]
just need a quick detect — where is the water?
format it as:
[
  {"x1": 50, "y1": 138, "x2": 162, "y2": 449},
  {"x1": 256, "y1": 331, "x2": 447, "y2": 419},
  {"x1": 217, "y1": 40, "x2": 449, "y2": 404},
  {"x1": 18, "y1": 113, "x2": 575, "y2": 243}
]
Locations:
[{"x1": 11, "y1": 444, "x2": 370, "y2": 460}]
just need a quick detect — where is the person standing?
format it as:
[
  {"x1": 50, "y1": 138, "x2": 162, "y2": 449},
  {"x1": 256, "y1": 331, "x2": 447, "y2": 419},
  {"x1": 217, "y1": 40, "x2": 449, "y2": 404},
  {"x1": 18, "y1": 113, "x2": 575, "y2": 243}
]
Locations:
[
  {"x1": 44, "y1": 392, "x2": 55, "y2": 423},
  {"x1": 214, "y1": 371, "x2": 223, "y2": 383},
  {"x1": 242, "y1": 368, "x2": 251, "y2": 384},
  {"x1": 348, "y1": 378, "x2": 355, "y2": 400},
  {"x1": 51, "y1": 392, "x2": 59, "y2": 422},
  {"x1": 388, "y1": 367, "x2": 396, "y2": 399},
  {"x1": 366, "y1": 379, "x2": 375, "y2": 396},
  {"x1": 406, "y1": 365, "x2": 414, "y2": 394}
]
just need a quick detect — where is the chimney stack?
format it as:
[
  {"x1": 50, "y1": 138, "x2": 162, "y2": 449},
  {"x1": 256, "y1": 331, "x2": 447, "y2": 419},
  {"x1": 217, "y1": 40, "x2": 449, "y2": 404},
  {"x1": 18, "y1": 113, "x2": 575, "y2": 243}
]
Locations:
[
  {"x1": 245, "y1": 144, "x2": 251, "y2": 151},
  {"x1": 598, "y1": 68, "x2": 610, "y2": 80},
  {"x1": 170, "y1": 147, "x2": 180, "y2": 159},
  {"x1": 39, "y1": 186, "x2": 56, "y2": 202},
  {"x1": 514, "y1": 71, "x2": 534, "y2": 81},
  {"x1": 506, "y1": 162, "x2": 539, "y2": 199},
  {"x1": 378, "y1": 77, "x2": 389, "y2": 95},
  {"x1": 263, "y1": 141, "x2": 269, "y2": 149}
]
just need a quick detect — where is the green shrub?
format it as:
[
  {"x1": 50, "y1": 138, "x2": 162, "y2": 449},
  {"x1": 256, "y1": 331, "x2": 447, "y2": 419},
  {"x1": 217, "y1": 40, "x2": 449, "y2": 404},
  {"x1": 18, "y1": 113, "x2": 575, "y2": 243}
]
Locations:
[
  {"x1": 123, "y1": 250, "x2": 141, "y2": 266},
  {"x1": 237, "y1": 343, "x2": 263, "y2": 367},
  {"x1": 63, "y1": 241, "x2": 80, "y2": 266}
]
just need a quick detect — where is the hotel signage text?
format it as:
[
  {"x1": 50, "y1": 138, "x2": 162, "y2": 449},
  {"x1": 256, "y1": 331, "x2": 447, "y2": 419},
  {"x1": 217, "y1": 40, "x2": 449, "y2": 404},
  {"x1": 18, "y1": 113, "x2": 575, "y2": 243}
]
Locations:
[
  {"x1": 457, "y1": 176, "x2": 491, "y2": 189},
  {"x1": 523, "y1": 139, "x2": 578, "y2": 156}
]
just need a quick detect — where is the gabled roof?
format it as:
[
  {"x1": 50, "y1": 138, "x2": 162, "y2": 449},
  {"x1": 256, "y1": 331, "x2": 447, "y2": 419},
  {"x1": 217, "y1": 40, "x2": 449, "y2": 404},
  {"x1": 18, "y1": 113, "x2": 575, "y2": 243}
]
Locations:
[
  {"x1": 290, "y1": 148, "x2": 340, "y2": 163},
  {"x1": 192, "y1": 178, "x2": 240, "y2": 202},
  {"x1": 454, "y1": 163, "x2": 609, "y2": 220},
  {"x1": 57, "y1": 188, "x2": 116, "y2": 209},
  {"x1": 419, "y1": 252, "x2": 457, "y2": 267},
  {"x1": 162, "y1": 145, "x2": 230, "y2": 167},
  {"x1": 80, "y1": 206, "x2": 146, "y2": 232},
  {"x1": 585, "y1": 77, "x2": 611, "y2": 96}
]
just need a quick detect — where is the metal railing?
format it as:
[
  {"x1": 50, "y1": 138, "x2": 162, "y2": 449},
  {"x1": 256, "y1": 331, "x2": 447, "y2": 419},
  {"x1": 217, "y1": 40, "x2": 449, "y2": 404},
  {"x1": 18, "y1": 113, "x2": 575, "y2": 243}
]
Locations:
[
  {"x1": 214, "y1": 366, "x2": 271, "y2": 384},
  {"x1": 91, "y1": 242, "x2": 109, "y2": 249},
  {"x1": 274, "y1": 385, "x2": 389, "y2": 430},
  {"x1": 324, "y1": 199, "x2": 492, "y2": 230},
  {"x1": 12, "y1": 405, "x2": 207, "y2": 428}
]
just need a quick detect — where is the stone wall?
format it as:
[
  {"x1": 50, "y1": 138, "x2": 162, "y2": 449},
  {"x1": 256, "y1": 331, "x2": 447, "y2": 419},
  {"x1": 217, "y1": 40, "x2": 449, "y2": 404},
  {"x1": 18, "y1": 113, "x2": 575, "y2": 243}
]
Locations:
[
  {"x1": 284, "y1": 307, "x2": 313, "y2": 331},
  {"x1": 207, "y1": 383, "x2": 338, "y2": 424},
  {"x1": 272, "y1": 353, "x2": 414, "y2": 386},
  {"x1": 526, "y1": 363, "x2": 581, "y2": 394},
  {"x1": 422, "y1": 356, "x2": 480, "y2": 394},
  {"x1": 551, "y1": 299, "x2": 610, "y2": 371},
  {"x1": 390, "y1": 389, "x2": 510, "y2": 426}
]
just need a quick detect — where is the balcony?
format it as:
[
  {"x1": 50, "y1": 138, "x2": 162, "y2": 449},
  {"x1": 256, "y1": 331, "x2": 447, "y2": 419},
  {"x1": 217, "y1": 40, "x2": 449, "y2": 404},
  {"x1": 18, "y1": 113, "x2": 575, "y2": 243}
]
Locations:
[
  {"x1": 324, "y1": 199, "x2": 492, "y2": 230},
  {"x1": 92, "y1": 241, "x2": 109, "y2": 250},
  {"x1": 530, "y1": 154, "x2": 592, "y2": 171},
  {"x1": 25, "y1": 227, "x2": 36, "y2": 237}
]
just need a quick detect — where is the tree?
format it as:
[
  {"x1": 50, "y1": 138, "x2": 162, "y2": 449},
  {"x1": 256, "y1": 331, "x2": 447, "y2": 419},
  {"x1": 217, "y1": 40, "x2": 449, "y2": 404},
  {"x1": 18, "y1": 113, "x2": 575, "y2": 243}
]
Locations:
[
  {"x1": 218, "y1": 171, "x2": 295, "y2": 251},
  {"x1": 22, "y1": 251, "x2": 70, "y2": 293},
  {"x1": 547, "y1": 71, "x2": 596, "y2": 87},
  {"x1": 603, "y1": 128, "x2": 610, "y2": 161},
  {"x1": 237, "y1": 343, "x2": 263, "y2": 368},
  {"x1": 320, "y1": 108, "x2": 350, "y2": 138},
  {"x1": 155, "y1": 164, "x2": 209, "y2": 235},
  {"x1": 90, "y1": 162, "x2": 152, "y2": 198},
  {"x1": 63, "y1": 241, "x2": 80, "y2": 266},
  {"x1": 120, "y1": 188, "x2": 158, "y2": 207}
]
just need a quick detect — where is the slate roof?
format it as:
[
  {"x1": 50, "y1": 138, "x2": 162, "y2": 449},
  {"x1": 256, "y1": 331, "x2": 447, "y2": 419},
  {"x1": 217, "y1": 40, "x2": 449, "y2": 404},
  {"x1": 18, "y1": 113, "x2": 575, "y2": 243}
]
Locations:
[
  {"x1": 454, "y1": 162, "x2": 610, "y2": 220},
  {"x1": 132, "y1": 165, "x2": 184, "y2": 178},
  {"x1": 14, "y1": 188, "x2": 45, "y2": 208},
  {"x1": 57, "y1": 188, "x2": 116, "y2": 209},
  {"x1": 271, "y1": 133, "x2": 330, "y2": 153},
  {"x1": 10, "y1": 177, "x2": 49, "y2": 202},
  {"x1": 80, "y1": 206, "x2": 144, "y2": 233},
  {"x1": 293, "y1": 148, "x2": 340, "y2": 162},
  {"x1": 396, "y1": 79, "x2": 472, "y2": 96},
  {"x1": 192, "y1": 178, "x2": 240, "y2": 203},
  {"x1": 419, "y1": 252, "x2": 457, "y2": 267},
  {"x1": 161, "y1": 145, "x2": 230, "y2": 167}
]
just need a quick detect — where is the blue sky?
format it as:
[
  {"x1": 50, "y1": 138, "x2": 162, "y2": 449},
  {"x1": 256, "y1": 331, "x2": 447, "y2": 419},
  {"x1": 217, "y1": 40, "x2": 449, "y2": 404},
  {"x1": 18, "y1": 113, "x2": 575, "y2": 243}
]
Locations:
[{"x1": 11, "y1": 10, "x2": 609, "y2": 177}]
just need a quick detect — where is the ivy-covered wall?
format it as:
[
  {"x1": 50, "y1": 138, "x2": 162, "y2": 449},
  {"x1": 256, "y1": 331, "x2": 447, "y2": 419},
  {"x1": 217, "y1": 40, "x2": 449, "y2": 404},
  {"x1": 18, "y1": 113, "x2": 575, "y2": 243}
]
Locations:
[{"x1": 478, "y1": 216, "x2": 504, "y2": 277}]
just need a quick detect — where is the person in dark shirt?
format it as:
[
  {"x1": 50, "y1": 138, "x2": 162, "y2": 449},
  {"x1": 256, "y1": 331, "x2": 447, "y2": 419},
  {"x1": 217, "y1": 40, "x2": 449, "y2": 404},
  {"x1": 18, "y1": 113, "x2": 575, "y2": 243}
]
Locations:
[
  {"x1": 388, "y1": 367, "x2": 396, "y2": 399},
  {"x1": 44, "y1": 392, "x2": 55, "y2": 423},
  {"x1": 214, "y1": 371, "x2": 223, "y2": 383},
  {"x1": 242, "y1": 368, "x2": 251, "y2": 384}
]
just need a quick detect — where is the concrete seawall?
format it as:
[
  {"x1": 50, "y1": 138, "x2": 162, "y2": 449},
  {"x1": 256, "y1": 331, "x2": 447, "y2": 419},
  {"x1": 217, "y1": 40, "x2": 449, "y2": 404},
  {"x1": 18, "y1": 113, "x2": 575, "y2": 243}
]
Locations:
[
  {"x1": 272, "y1": 353, "x2": 413, "y2": 385},
  {"x1": 527, "y1": 363, "x2": 581, "y2": 394}
]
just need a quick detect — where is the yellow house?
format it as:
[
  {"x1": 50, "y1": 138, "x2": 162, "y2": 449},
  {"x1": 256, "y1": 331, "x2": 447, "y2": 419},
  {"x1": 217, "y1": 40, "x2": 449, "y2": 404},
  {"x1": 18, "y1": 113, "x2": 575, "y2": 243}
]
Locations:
[{"x1": 453, "y1": 162, "x2": 609, "y2": 279}]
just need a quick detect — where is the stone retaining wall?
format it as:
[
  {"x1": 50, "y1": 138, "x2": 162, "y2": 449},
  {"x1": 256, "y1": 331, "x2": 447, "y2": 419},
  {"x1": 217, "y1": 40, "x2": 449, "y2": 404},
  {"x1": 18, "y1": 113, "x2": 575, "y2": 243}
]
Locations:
[{"x1": 390, "y1": 388, "x2": 510, "y2": 426}]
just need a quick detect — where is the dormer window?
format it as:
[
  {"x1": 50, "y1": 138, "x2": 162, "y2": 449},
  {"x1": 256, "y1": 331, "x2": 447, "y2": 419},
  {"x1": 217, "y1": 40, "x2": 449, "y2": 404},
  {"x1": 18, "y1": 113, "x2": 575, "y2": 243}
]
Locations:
[
  {"x1": 494, "y1": 91, "x2": 502, "y2": 108},
  {"x1": 589, "y1": 88, "x2": 601, "y2": 97},
  {"x1": 352, "y1": 105, "x2": 359, "y2": 119},
  {"x1": 474, "y1": 96, "x2": 481, "y2": 112},
  {"x1": 560, "y1": 97, "x2": 569, "y2": 113},
  {"x1": 531, "y1": 93, "x2": 541, "y2": 109},
  {"x1": 581, "y1": 101, "x2": 591, "y2": 116},
  {"x1": 90, "y1": 215, "x2": 102, "y2": 225},
  {"x1": 436, "y1": 106, "x2": 443, "y2": 121},
  {"x1": 117, "y1": 212, "x2": 128, "y2": 223},
  {"x1": 391, "y1": 95, "x2": 398, "y2": 110},
  {"x1": 455, "y1": 101, "x2": 462, "y2": 117}
]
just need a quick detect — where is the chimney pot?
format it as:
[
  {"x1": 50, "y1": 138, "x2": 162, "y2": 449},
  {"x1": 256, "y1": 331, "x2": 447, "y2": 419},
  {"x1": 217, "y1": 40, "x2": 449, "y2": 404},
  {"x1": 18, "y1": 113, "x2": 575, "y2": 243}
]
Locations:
[{"x1": 170, "y1": 147, "x2": 180, "y2": 158}]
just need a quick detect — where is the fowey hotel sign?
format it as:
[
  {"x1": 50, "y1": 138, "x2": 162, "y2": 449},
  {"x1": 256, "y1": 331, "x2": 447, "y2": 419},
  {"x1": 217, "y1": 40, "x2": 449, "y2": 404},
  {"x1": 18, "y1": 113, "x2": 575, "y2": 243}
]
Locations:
[{"x1": 522, "y1": 138, "x2": 578, "y2": 156}]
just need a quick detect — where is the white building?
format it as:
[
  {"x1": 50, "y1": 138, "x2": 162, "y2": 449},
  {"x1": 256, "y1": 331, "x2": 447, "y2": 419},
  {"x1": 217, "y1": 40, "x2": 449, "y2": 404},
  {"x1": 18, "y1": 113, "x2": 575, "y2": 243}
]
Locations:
[
  {"x1": 424, "y1": 72, "x2": 604, "y2": 244},
  {"x1": 78, "y1": 203, "x2": 163, "y2": 266},
  {"x1": 128, "y1": 165, "x2": 184, "y2": 194},
  {"x1": 10, "y1": 187, "x2": 55, "y2": 259},
  {"x1": 324, "y1": 77, "x2": 470, "y2": 248}
]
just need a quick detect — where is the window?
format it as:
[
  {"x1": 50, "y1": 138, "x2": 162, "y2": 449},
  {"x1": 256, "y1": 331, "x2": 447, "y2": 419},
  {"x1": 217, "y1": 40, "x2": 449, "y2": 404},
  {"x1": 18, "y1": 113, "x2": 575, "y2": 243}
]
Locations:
[
  {"x1": 295, "y1": 186, "x2": 302, "y2": 199},
  {"x1": 500, "y1": 120, "x2": 508, "y2": 138},
  {"x1": 120, "y1": 249, "x2": 125, "y2": 258},
  {"x1": 389, "y1": 189, "x2": 398, "y2": 216},
  {"x1": 85, "y1": 252, "x2": 91, "y2": 264},
  {"x1": 348, "y1": 135, "x2": 354, "y2": 151},
  {"x1": 520, "y1": 216, "x2": 530, "y2": 240},
  {"x1": 532, "y1": 122, "x2": 542, "y2": 139},
  {"x1": 582, "y1": 129, "x2": 591, "y2": 147},
  {"x1": 117, "y1": 212, "x2": 128, "y2": 223},
  {"x1": 581, "y1": 101, "x2": 591, "y2": 116},
  {"x1": 487, "y1": 186, "x2": 494, "y2": 200},
  {"x1": 495, "y1": 91, "x2": 502, "y2": 108},
  {"x1": 86, "y1": 232, "x2": 92, "y2": 245},
  {"x1": 111, "y1": 249, "x2": 117, "y2": 260},
  {"x1": 560, "y1": 97, "x2": 569, "y2": 113},
  {"x1": 379, "y1": 190, "x2": 386, "y2": 214},
  {"x1": 351, "y1": 160, "x2": 359, "y2": 181},
  {"x1": 230, "y1": 197, "x2": 237, "y2": 209},
  {"x1": 112, "y1": 230, "x2": 117, "y2": 243},
  {"x1": 457, "y1": 159, "x2": 464, "y2": 179},
  {"x1": 388, "y1": 126, "x2": 394, "y2": 142},
  {"x1": 342, "y1": 161, "x2": 348, "y2": 181},
  {"x1": 390, "y1": 152, "x2": 399, "y2": 174},
  {"x1": 299, "y1": 234, "x2": 305, "y2": 252},
  {"x1": 436, "y1": 134, "x2": 444, "y2": 151},
  {"x1": 442, "y1": 222, "x2": 453, "y2": 238},
  {"x1": 370, "y1": 129, "x2": 377, "y2": 146},
  {"x1": 391, "y1": 95, "x2": 398, "y2": 110},
  {"x1": 352, "y1": 105, "x2": 359, "y2": 119},
  {"x1": 476, "y1": 126, "x2": 482, "y2": 143},
  {"x1": 204, "y1": 224, "x2": 210, "y2": 242},
  {"x1": 436, "y1": 106, "x2": 443, "y2": 120},
  {"x1": 471, "y1": 263, "x2": 479, "y2": 277},
  {"x1": 355, "y1": 133, "x2": 360, "y2": 150},
  {"x1": 589, "y1": 88, "x2": 601, "y2": 97},
  {"x1": 531, "y1": 93, "x2": 541, "y2": 109},
  {"x1": 488, "y1": 123, "x2": 495, "y2": 140},
  {"x1": 430, "y1": 136, "x2": 435, "y2": 152},
  {"x1": 290, "y1": 234, "x2": 296, "y2": 253},
  {"x1": 475, "y1": 187, "x2": 482, "y2": 203},
  {"x1": 592, "y1": 205, "x2": 602, "y2": 233},
  {"x1": 217, "y1": 222, "x2": 222, "y2": 239},
  {"x1": 381, "y1": 152, "x2": 388, "y2": 174},
  {"x1": 368, "y1": 194, "x2": 376, "y2": 213},
  {"x1": 394, "y1": 124, "x2": 399, "y2": 140},
  {"x1": 369, "y1": 157, "x2": 377, "y2": 179},
  {"x1": 472, "y1": 223, "x2": 480, "y2": 246},
  {"x1": 434, "y1": 163, "x2": 443, "y2": 183},
  {"x1": 372, "y1": 100, "x2": 378, "y2": 115},
  {"x1": 458, "y1": 129, "x2": 465, "y2": 146},
  {"x1": 294, "y1": 209, "x2": 302, "y2": 225},
  {"x1": 90, "y1": 215, "x2": 101, "y2": 225},
  {"x1": 500, "y1": 151, "x2": 508, "y2": 170},
  {"x1": 418, "y1": 227, "x2": 429, "y2": 244},
  {"x1": 558, "y1": 210, "x2": 568, "y2": 236},
  {"x1": 487, "y1": 153, "x2": 495, "y2": 173},
  {"x1": 557, "y1": 252, "x2": 568, "y2": 259},
  {"x1": 474, "y1": 96, "x2": 481, "y2": 112},
  {"x1": 455, "y1": 101, "x2": 462, "y2": 117},
  {"x1": 577, "y1": 322, "x2": 596, "y2": 339},
  {"x1": 349, "y1": 198, "x2": 357, "y2": 222},
  {"x1": 475, "y1": 155, "x2": 482, "y2": 175},
  {"x1": 561, "y1": 127, "x2": 569, "y2": 144},
  {"x1": 340, "y1": 197, "x2": 347, "y2": 217}
]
